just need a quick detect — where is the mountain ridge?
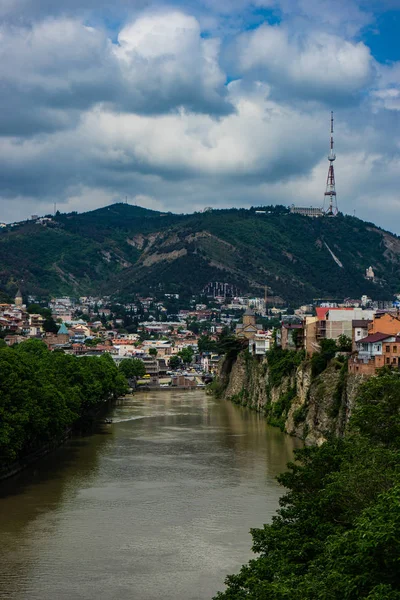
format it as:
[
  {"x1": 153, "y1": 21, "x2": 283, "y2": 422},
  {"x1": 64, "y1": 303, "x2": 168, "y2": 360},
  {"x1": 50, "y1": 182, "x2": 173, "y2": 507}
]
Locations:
[{"x1": 1, "y1": 203, "x2": 399, "y2": 302}]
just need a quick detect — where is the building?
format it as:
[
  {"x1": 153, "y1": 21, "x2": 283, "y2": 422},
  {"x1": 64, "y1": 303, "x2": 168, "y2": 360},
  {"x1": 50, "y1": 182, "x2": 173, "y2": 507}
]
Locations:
[
  {"x1": 368, "y1": 312, "x2": 400, "y2": 336},
  {"x1": 235, "y1": 308, "x2": 263, "y2": 340},
  {"x1": 28, "y1": 313, "x2": 45, "y2": 337},
  {"x1": 352, "y1": 319, "x2": 372, "y2": 352},
  {"x1": 365, "y1": 266, "x2": 375, "y2": 280},
  {"x1": 290, "y1": 206, "x2": 324, "y2": 217},
  {"x1": 14, "y1": 288, "x2": 23, "y2": 307},
  {"x1": 349, "y1": 333, "x2": 400, "y2": 375},
  {"x1": 304, "y1": 316, "x2": 319, "y2": 355},
  {"x1": 249, "y1": 331, "x2": 273, "y2": 356},
  {"x1": 315, "y1": 307, "x2": 374, "y2": 344},
  {"x1": 281, "y1": 323, "x2": 304, "y2": 350}
]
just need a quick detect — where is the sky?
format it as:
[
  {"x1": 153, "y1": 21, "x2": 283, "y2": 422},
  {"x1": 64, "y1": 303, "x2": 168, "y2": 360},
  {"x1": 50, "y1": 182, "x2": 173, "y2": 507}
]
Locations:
[{"x1": 1, "y1": 0, "x2": 400, "y2": 232}]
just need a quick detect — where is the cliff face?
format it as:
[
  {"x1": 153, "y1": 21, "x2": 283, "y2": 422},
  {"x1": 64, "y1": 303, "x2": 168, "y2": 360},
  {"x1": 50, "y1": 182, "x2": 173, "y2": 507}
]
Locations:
[{"x1": 218, "y1": 352, "x2": 365, "y2": 445}]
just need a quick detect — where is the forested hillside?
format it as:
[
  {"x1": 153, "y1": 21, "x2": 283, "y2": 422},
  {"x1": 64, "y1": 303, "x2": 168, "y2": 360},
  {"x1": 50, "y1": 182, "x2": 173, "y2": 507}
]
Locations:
[{"x1": 1, "y1": 203, "x2": 400, "y2": 302}]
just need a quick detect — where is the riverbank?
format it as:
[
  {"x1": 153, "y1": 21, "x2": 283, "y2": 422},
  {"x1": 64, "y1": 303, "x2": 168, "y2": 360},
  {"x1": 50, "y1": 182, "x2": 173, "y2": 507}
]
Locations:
[
  {"x1": 0, "y1": 389, "x2": 300, "y2": 600},
  {"x1": 0, "y1": 340, "x2": 128, "y2": 478},
  {"x1": 214, "y1": 348, "x2": 363, "y2": 445},
  {"x1": 214, "y1": 370, "x2": 400, "y2": 599}
]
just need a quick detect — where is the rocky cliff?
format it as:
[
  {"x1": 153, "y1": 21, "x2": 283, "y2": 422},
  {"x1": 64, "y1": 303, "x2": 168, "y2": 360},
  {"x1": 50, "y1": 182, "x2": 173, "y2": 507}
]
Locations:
[{"x1": 216, "y1": 351, "x2": 365, "y2": 445}]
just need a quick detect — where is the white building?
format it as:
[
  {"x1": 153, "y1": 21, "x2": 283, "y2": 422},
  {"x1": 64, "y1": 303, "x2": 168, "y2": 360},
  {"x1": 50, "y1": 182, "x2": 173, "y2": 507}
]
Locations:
[{"x1": 248, "y1": 331, "x2": 273, "y2": 356}]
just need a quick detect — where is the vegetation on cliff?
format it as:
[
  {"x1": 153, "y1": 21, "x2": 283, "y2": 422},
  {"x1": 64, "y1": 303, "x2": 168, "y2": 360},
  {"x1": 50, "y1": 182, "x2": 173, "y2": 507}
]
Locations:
[
  {"x1": 215, "y1": 371, "x2": 400, "y2": 599},
  {"x1": 0, "y1": 340, "x2": 127, "y2": 469}
]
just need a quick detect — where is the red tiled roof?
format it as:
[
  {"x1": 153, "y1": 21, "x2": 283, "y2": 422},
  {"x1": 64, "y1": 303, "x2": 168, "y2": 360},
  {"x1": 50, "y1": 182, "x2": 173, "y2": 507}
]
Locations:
[
  {"x1": 357, "y1": 332, "x2": 395, "y2": 344},
  {"x1": 316, "y1": 307, "x2": 353, "y2": 320}
]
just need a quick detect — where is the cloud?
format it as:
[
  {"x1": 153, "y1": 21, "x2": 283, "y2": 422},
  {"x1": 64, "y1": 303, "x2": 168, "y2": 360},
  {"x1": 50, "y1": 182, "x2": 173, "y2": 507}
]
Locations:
[
  {"x1": 0, "y1": 11, "x2": 231, "y2": 137},
  {"x1": 235, "y1": 23, "x2": 373, "y2": 104},
  {"x1": 0, "y1": 0, "x2": 400, "y2": 236},
  {"x1": 254, "y1": 0, "x2": 373, "y2": 36},
  {"x1": 113, "y1": 11, "x2": 231, "y2": 115}
]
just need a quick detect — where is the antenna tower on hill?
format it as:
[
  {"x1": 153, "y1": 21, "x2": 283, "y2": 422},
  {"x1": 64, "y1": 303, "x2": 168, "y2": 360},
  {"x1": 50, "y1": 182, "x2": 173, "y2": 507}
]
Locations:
[{"x1": 323, "y1": 111, "x2": 338, "y2": 216}]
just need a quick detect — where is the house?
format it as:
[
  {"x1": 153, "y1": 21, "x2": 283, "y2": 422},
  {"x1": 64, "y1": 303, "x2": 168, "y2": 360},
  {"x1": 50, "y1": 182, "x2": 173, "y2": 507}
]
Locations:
[
  {"x1": 249, "y1": 331, "x2": 273, "y2": 356},
  {"x1": 352, "y1": 319, "x2": 372, "y2": 351},
  {"x1": 235, "y1": 308, "x2": 263, "y2": 340},
  {"x1": 28, "y1": 313, "x2": 45, "y2": 337},
  {"x1": 367, "y1": 312, "x2": 400, "y2": 336},
  {"x1": 349, "y1": 332, "x2": 400, "y2": 375},
  {"x1": 281, "y1": 324, "x2": 304, "y2": 350}
]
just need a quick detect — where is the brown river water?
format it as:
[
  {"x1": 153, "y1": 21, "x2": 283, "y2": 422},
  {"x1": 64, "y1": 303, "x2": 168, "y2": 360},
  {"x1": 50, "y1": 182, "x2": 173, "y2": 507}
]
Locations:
[{"x1": 0, "y1": 390, "x2": 301, "y2": 600}]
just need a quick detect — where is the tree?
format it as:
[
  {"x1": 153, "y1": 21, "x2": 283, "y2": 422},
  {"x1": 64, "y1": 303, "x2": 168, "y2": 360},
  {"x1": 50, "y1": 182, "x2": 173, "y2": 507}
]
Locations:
[
  {"x1": 198, "y1": 335, "x2": 218, "y2": 354},
  {"x1": 169, "y1": 355, "x2": 181, "y2": 370},
  {"x1": 119, "y1": 358, "x2": 146, "y2": 379},
  {"x1": 337, "y1": 334, "x2": 352, "y2": 352},
  {"x1": 178, "y1": 347, "x2": 194, "y2": 365},
  {"x1": 84, "y1": 337, "x2": 102, "y2": 347},
  {"x1": 214, "y1": 373, "x2": 400, "y2": 600},
  {"x1": 0, "y1": 340, "x2": 127, "y2": 468},
  {"x1": 311, "y1": 338, "x2": 338, "y2": 377},
  {"x1": 148, "y1": 347, "x2": 158, "y2": 357}
]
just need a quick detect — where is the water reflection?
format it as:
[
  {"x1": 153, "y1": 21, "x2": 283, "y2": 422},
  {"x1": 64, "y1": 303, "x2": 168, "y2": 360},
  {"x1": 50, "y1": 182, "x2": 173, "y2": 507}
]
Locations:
[{"x1": 0, "y1": 390, "x2": 300, "y2": 600}]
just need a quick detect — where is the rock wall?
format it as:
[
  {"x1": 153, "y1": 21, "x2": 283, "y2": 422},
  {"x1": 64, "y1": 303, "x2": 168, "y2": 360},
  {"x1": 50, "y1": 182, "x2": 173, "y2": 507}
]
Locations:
[{"x1": 218, "y1": 352, "x2": 365, "y2": 445}]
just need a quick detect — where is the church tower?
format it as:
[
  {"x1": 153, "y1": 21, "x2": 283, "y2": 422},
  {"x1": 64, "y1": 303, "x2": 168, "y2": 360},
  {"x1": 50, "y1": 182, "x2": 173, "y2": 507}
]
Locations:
[
  {"x1": 15, "y1": 288, "x2": 23, "y2": 307},
  {"x1": 243, "y1": 307, "x2": 256, "y2": 327}
]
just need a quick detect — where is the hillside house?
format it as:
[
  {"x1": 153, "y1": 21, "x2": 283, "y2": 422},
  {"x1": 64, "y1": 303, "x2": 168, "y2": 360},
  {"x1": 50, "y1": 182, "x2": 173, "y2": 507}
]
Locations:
[
  {"x1": 349, "y1": 332, "x2": 400, "y2": 375},
  {"x1": 281, "y1": 323, "x2": 304, "y2": 350},
  {"x1": 249, "y1": 331, "x2": 273, "y2": 356},
  {"x1": 368, "y1": 312, "x2": 400, "y2": 336}
]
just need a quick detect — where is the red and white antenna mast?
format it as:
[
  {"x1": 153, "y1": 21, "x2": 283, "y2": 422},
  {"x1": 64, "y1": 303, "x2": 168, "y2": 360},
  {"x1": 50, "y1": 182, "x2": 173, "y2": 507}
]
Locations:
[{"x1": 323, "y1": 111, "x2": 338, "y2": 216}]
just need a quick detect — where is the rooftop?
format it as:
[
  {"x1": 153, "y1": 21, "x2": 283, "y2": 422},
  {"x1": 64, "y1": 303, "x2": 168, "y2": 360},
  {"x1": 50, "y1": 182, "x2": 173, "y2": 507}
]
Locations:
[{"x1": 357, "y1": 332, "x2": 399, "y2": 344}]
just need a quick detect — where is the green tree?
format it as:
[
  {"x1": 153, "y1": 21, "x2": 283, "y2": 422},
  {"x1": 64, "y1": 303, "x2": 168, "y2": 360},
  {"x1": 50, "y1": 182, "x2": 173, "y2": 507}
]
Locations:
[
  {"x1": 198, "y1": 335, "x2": 218, "y2": 354},
  {"x1": 148, "y1": 347, "x2": 158, "y2": 357},
  {"x1": 119, "y1": 358, "x2": 146, "y2": 379},
  {"x1": 337, "y1": 333, "x2": 352, "y2": 352},
  {"x1": 178, "y1": 347, "x2": 194, "y2": 365},
  {"x1": 0, "y1": 341, "x2": 127, "y2": 469},
  {"x1": 169, "y1": 355, "x2": 181, "y2": 370},
  {"x1": 214, "y1": 373, "x2": 400, "y2": 600}
]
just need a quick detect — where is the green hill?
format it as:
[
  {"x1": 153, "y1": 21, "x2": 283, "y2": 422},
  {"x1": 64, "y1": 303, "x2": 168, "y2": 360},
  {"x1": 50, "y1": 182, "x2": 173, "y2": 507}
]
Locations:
[{"x1": 1, "y1": 203, "x2": 400, "y2": 303}]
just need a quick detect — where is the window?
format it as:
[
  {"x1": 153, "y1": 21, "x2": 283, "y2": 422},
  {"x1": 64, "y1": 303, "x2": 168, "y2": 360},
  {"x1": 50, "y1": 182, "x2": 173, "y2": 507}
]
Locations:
[
  {"x1": 394, "y1": 346, "x2": 397, "y2": 353},
  {"x1": 386, "y1": 346, "x2": 390, "y2": 352},
  {"x1": 386, "y1": 357, "x2": 390, "y2": 364},
  {"x1": 393, "y1": 358, "x2": 397, "y2": 364}
]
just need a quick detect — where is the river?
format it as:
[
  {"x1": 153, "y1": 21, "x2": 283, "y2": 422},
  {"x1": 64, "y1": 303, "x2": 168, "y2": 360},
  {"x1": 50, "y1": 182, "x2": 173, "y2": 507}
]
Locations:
[{"x1": 0, "y1": 390, "x2": 301, "y2": 600}]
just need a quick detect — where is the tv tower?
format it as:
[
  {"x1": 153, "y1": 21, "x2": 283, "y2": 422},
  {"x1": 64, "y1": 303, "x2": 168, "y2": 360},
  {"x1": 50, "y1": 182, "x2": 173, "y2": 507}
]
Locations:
[{"x1": 323, "y1": 111, "x2": 338, "y2": 216}]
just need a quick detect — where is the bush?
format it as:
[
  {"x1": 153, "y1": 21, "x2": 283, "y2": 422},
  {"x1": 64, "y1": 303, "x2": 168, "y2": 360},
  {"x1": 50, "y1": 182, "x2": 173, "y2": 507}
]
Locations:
[{"x1": 266, "y1": 347, "x2": 304, "y2": 387}]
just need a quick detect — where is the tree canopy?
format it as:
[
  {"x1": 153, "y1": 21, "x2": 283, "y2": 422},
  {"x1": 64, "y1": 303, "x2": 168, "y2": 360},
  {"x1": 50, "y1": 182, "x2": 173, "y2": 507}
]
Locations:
[
  {"x1": 119, "y1": 358, "x2": 146, "y2": 379},
  {"x1": 214, "y1": 372, "x2": 400, "y2": 599},
  {"x1": 0, "y1": 340, "x2": 127, "y2": 469}
]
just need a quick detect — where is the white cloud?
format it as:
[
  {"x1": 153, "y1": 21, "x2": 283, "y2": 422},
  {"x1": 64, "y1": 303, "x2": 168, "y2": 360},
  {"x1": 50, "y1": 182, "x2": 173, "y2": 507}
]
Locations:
[
  {"x1": 0, "y1": 1, "x2": 400, "y2": 235},
  {"x1": 113, "y1": 10, "x2": 230, "y2": 114},
  {"x1": 237, "y1": 24, "x2": 373, "y2": 102}
]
